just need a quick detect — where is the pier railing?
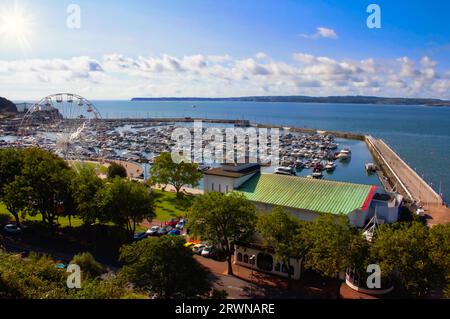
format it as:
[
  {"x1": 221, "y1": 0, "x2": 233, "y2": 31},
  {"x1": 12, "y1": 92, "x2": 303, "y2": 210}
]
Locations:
[{"x1": 365, "y1": 135, "x2": 442, "y2": 205}]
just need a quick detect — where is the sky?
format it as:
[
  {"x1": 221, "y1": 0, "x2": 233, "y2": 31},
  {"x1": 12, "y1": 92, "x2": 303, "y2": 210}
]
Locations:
[{"x1": 0, "y1": 0, "x2": 449, "y2": 100}]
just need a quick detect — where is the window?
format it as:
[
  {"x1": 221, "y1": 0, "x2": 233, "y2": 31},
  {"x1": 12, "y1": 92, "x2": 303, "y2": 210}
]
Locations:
[
  {"x1": 237, "y1": 253, "x2": 242, "y2": 262},
  {"x1": 256, "y1": 253, "x2": 273, "y2": 271},
  {"x1": 219, "y1": 184, "x2": 221, "y2": 192},
  {"x1": 282, "y1": 264, "x2": 294, "y2": 274},
  {"x1": 226, "y1": 185, "x2": 229, "y2": 192},
  {"x1": 244, "y1": 254, "x2": 249, "y2": 263},
  {"x1": 211, "y1": 183, "x2": 214, "y2": 191},
  {"x1": 274, "y1": 263, "x2": 281, "y2": 272}
]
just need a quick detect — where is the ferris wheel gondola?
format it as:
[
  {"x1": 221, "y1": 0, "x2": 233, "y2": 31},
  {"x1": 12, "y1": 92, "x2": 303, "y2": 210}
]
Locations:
[{"x1": 20, "y1": 93, "x2": 103, "y2": 169}]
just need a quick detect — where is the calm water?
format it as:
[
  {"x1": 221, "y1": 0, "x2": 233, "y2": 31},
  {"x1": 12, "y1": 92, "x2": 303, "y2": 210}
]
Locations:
[{"x1": 93, "y1": 100, "x2": 449, "y2": 201}]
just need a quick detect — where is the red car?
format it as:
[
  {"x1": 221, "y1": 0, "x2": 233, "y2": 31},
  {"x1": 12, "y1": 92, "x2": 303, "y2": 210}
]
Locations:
[{"x1": 165, "y1": 218, "x2": 180, "y2": 228}]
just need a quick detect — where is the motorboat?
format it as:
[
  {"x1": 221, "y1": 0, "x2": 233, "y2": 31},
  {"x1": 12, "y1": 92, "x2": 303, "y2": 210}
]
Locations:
[
  {"x1": 312, "y1": 171, "x2": 323, "y2": 179},
  {"x1": 274, "y1": 166, "x2": 296, "y2": 176},
  {"x1": 337, "y1": 148, "x2": 351, "y2": 161},
  {"x1": 325, "y1": 162, "x2": 337, "y2": 171}
]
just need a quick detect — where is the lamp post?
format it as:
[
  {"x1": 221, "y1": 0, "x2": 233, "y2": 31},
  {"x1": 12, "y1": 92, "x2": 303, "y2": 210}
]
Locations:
[{"x1": 249, "y1": 255, "x2": 256, "y2": 297}]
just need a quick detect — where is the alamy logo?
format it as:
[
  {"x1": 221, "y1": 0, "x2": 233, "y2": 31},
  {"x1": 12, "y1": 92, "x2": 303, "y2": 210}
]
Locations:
[
  {"x1": 67, "y1": 264, "x2": 81, "y2": 289},
  {"x1": 170, "y1": 121, "x2": 280, "y2": 165},
  {"x1": 366, "y1": 264, "x2": 381, "y2": 289},
  {"x1": 366, "y1": 4, "x2": 381, "y2": 29},
  {"x1": 67, "y1": 4, "x2": 81, "y2": 29}
]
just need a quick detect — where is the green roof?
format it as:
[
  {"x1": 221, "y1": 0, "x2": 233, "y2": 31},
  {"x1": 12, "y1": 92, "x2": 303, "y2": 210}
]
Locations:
[{"x1": 236, "y1": 173, "x2": 377, "y2": 215}]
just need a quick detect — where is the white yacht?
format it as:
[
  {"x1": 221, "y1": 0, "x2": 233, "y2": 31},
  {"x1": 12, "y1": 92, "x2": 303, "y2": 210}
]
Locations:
[
  {"x1": 325, "y1": 162, "x2": 336, "y2": 171},
  {"x1": 274, "y1": 166, "x2": 296, "y2": 176}
]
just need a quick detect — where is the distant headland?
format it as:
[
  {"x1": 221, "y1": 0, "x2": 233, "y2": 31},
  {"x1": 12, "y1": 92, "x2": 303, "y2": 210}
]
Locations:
[
  {"x1": 0, "y1": 96, "x2": 17, "y2": 114},
  {"x1": 131, "y1": 95, "x2": 450, "y2": 106}
]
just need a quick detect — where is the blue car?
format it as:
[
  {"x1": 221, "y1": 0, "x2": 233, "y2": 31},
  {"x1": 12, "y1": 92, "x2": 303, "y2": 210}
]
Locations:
[
  {"x1": 168, "y1": 229, "x2": 181, "y2": 236},
  {"x1": 133, "y1": 232, "x2": 149, "y2": 241}
]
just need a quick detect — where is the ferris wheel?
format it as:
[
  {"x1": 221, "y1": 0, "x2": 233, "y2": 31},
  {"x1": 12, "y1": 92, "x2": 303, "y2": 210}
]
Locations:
[{"x1": 20, "y1": 93, "x2": 102, "y2": 166}]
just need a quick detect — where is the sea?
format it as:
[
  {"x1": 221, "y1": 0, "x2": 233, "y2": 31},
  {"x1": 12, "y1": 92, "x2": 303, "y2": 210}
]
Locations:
[{"x1": 73, "y1": 100, "x2": 450, "y2": 201}]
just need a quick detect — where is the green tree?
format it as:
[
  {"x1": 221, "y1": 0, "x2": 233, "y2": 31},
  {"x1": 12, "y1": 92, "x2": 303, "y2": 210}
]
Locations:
[
  {"x1": 370, "y1": 221, "x2": 439, "y2": 297},
  {"x1": 0, "y1": 251, "x2": 139, "y2": 299},
  {"x1": 188, "y1": 192, "x2": 257, "y2": 275},
  {"x1": 427, "y1": 224, "x2": 450, "y2": 297},
  {"x1": 19, "y1": 148, "x2": 74, "y2": 229},
  {"x1": 150, "y1": 152, "x2": 202, "y2": 197},
  {"x1": 96, "y1": 178, "x2": 155, "y2": 239},
  {"x1": 0, "y1": 148, "x2": 23, "y2": 194},
  {"x1": 71, "y1": 167, "x2": 105, "y2": 225},
  {"x1": 119, "y1": 236, "x2": 211, "y2": 299},
  {"x1": 1, "y1": 176, "x2": 32, "y2": 226},
  {"x1": 257, "y1": 207, "x2": 309, "y2": 288},
  {"x1": 0, "y1": 252, "x2": 69, "y2": 299},
  {"x1": 107, "y1": 162, "x2": 127, "y2": 179},
  {"x1": 70, "y1": 252, "x2": 104, "y2": 280},
  {"x1": 305, "y1": 214, "x2": 355, "y2": 278}
]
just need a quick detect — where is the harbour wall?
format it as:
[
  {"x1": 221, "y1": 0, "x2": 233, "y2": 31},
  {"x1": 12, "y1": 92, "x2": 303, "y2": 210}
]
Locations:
[
  {"x1": 365, "y1": 135, "x2": 443, "y2": 205},
  {"x1": 101, "y1": 117, "x2": 366, "y2": 140}
]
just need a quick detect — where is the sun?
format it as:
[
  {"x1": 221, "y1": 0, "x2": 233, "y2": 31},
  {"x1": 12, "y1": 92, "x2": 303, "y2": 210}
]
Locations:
[{"x1": 0, "y1": 2, "x2": 34, "y2": 49}]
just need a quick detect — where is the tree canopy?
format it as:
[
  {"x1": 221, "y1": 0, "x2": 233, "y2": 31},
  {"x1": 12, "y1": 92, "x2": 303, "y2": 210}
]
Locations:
[
  {"x1": 303, "y1": 214, "x2": 356, "y2": 278},
  {"x1": 149, "y1": 152, "x2": 202, "y2": 197},
  {"x1": 119, "y1": 236, "x2": 211, "y2": 299},
  {"x1": 96, "y1": 178, "x2": 155, "y2": 239},
  {"x1": 257, "y1": 207, "x2": 310, "y2": 286},
  {"x1": 71, "y1": 167, "x2": 105, "y2": 225},
  {"x1": 107, "y1": 162, "x2": 127, "y2": 179},
  {"x1": 370, "y1": 221, "x2": 441, "y2": 297},
  {"x1": 188, "y1": 191, "x2": 257, "y2": 275}
]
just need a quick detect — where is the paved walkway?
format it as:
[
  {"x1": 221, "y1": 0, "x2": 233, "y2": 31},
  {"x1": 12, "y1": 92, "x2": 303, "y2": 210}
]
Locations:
[
  {"x1": 195, "y1": 255, "x2": 340, "y2": 299},
  {"x1": 368, "y1": 136, "x2": 450, "y2": 225}
]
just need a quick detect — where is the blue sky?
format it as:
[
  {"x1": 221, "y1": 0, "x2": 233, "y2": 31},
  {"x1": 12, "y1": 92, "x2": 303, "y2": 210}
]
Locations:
[{"x1": 1, "y1": 0, "x2": 449, "y2": 99}]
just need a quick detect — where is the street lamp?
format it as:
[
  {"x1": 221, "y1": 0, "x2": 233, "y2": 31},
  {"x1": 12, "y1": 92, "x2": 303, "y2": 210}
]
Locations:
[{"x1": 249, "y1": 255, "x2": 256, "y2": 297}]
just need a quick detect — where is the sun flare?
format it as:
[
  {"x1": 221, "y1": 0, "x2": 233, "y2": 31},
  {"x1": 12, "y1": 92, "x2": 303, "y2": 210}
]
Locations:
[{"x1": 0, "y1": 2, "x2": 34, "y2": 49}]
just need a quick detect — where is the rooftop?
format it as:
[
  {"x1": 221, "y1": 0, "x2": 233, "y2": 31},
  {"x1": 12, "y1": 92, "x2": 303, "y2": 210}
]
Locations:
[
  {"x1": 204, "y1": 163, "x2": 261, "y2": 178},
  {"x1": 236, "y1": 173, "x2": 377, "y2": 215}
]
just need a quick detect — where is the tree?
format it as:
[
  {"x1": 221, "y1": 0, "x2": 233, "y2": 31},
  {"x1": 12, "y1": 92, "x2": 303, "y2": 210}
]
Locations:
[
  {"x1": 96, "y1": 178, "x2": 155, "y2": 239},
  {"x1": 0, "y1": 251, "x2": 139, "y2": 299},
  {"x1": 188, "y1": 192, "x2": 257, "y2": 275},
  {"x1": 304, "y1": 214, "x2": 355, "y2": 278},
  {"x1": 150, "y1": 152, "x2": 202, "y2": 197},
  {"x1": 119, "y1": 236, "x2": 211, "y2": 299},
  {"x1": 1, "y1": 176, "x2": 32, "y2": 226},
  {"x1": 19, "y1": 148, "x2": 74, "y2": 229},
  {"x1": 107, "y1": 162, "x2": 127, "y2": 179},
  {"x1": 0, "y1": 148, "x2": 23, "y2": 195},
  {"x1": 70, "y1": 252, "x2": 104, "y2": 280},
  {"x1": 427, "y1": 224, "x2": 450, "y2": 297},
  {"x1": 257, "y1": 207, "x2": 309, "y2": 288},
  {"x1": 71, "y1": 167, "x2": 105, "y2": 225},
  {"x1": 370, "y1": 221, "x2": 439, "y2": 297}
]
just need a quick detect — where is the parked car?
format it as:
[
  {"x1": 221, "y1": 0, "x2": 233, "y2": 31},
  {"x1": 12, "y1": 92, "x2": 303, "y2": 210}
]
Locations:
[
  {"x1": 3, "y1": 224, "x2": 22, "y2": 235},
  {"x1": 146, "y1": 226, "x2": 160, "y2": 236},
  {"x1": 165, "y1": 218, "x2": 180, "y2": 228},
  {"x1": 184, "y1": 241, "x2": 196, "y2": 248},
  {"x1": 175, "y1": 219, "x2": 186, "y2": 230},
  {"x1": 168, "y1": 229, "x2": 181, "y2": 236},
  {"x1": 133, "y1": 232, "x2": 148, "y2": 241},
  {"x1": 157, "y1": 226, "x2": 172, "y2": 236},
  {"x1": 201, "y1": 246, "x2": 219, "y2": 258},
  {"x1": 192, "y1": 243, "x2": 206, "y2": 255}
]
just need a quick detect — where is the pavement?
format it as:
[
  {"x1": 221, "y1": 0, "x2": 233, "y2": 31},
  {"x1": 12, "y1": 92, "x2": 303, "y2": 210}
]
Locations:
[{"x1": 195, "y1": 255, "x2": 341, "y2": 299}]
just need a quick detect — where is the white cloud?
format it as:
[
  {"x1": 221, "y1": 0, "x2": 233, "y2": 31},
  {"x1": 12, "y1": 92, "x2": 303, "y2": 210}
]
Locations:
[
  {"x1": 1, "y1": 52, "x2": 449, "y2": 100},
  {"x1": 300, "y1": 27, "x2": 338, "y2": 40}
]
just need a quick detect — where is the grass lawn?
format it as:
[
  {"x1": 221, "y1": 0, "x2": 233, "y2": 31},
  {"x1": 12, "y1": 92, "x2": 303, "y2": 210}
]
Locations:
[
  {"x1": 0, "y1": 203, "x2": 85, "y2": 228},
  {"x1": 72, "y1": 161, "x2": 108, "y2": 174},
  {"x1": 152, "y1": 189, "x2": 196, "y2": 222},
  {"x1": 0, "y1": 189, "x2": 195, "y2": 231}
]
